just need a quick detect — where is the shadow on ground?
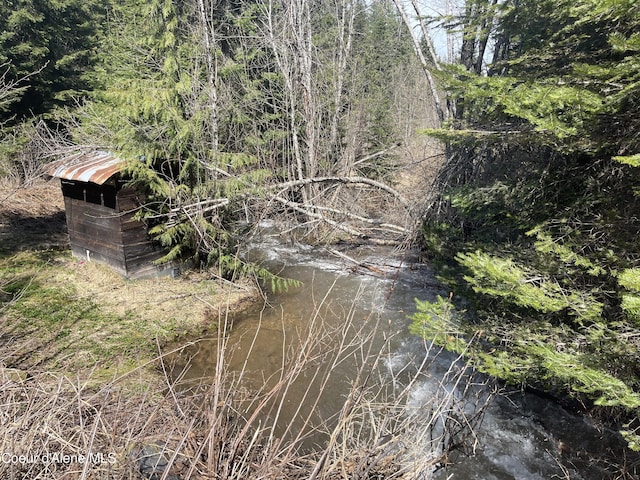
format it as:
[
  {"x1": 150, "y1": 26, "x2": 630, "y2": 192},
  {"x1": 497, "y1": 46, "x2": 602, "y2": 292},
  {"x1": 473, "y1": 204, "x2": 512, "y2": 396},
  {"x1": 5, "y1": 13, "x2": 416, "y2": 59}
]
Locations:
[{"x1": 0, "y1": 180, "x2": 68, "y2": 256}]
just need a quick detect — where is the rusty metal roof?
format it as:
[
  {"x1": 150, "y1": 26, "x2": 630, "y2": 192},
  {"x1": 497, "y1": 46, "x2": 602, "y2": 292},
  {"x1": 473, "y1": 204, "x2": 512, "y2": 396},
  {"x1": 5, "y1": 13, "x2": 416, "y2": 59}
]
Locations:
[{"x1": 47, "y1": 151, "x2": 125, "y2": 185}]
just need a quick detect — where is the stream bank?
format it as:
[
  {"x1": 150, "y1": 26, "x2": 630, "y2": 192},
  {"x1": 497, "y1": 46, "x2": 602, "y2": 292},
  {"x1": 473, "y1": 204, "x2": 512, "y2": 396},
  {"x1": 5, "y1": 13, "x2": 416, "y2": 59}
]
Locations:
[
  {"x1": 0, "y1": 180, "x2": 262, "y2": 479},
  {"x1": 170, "y1": 233, "x2": 639, "y2": 479}
]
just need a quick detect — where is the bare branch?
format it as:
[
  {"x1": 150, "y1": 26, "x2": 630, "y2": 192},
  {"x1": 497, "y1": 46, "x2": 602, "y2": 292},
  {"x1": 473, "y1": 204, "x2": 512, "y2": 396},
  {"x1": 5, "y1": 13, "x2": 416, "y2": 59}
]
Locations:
[
  {"x1": 271, "y1": 176, "x2": 412, "y2": 212},
  {"x1": 0, "y1": 61, "x2": 47, "y2": 111}
]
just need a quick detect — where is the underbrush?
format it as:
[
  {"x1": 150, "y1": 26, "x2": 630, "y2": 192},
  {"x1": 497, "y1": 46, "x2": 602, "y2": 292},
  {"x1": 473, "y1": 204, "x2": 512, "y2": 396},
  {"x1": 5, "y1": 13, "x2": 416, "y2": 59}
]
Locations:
[{"x1": 1, "y1": 273, "x2": 495, "y2": 479}]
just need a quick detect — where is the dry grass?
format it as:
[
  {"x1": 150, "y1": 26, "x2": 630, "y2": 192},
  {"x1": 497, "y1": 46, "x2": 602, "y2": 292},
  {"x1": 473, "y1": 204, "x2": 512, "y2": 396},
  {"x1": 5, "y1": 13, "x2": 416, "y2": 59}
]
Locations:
[
  {"x1": 0, "y1": 179, "x2": 494, "y2": 479},
  {"x1": 0, "y1": 177, "x2": 64, "y2": 218},
  {"x1": 0, "y1": 363, "x2": 190, "y2": 479},
  {"x1": 1, "y1": 295, "x2": 495, "y2": 480},
  {"x1": 0, "y1": 178, "x2": 67, "y2": 253},
  {"x1": 50, "y1": 257, "x2": 257, "y2": 343}
]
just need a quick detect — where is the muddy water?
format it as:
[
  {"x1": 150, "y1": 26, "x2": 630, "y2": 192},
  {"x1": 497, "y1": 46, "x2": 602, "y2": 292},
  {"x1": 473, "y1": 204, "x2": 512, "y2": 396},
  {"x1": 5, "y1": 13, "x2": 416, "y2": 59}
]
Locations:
[{"x1": 172, "y1": 234, "x2": 633, "y2": 479}]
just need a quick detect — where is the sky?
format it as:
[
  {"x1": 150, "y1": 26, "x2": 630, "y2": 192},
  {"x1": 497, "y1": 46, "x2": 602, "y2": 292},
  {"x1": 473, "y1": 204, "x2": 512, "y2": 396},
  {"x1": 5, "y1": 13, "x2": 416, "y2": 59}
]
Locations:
[{"x1": 401, "y1": 0, "x2": 463, "y2": 63}]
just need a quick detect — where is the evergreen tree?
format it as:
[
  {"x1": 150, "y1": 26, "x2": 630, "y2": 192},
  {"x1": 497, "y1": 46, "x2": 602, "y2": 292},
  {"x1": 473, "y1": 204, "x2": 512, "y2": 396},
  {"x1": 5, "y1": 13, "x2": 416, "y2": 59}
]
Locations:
[
  {"x1": 416, "y1": 0, "x2": 640, "y2": 449},
  {"x1": 79, "y1": 0, "x2": 267, "y2": 270},
  {"x1": 69, "y1": 0, "x2": 425, "y2": 277},
  {"x1": 74, "y1": 0, "x2": 307, "y2": 292},
  {"x1": 354, "y1": 0, "x2": 414, "y2": 155},
  {"x1": 0, "y1": 0, "x2": 105, "y2": 123}
]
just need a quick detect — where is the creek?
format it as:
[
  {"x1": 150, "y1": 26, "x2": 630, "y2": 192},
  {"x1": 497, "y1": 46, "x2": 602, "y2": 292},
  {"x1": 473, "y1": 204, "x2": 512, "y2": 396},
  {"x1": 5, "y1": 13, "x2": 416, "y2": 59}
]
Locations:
[{"x1": 171, "y1": 231, "x2": 632, "y2": 479}]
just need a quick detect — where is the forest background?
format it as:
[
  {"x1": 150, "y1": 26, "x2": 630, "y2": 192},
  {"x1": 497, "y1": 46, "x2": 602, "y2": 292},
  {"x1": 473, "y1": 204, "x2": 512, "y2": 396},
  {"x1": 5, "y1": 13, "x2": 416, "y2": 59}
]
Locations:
[{"x1": 1, "y1": 0, "x2": 640, "y2": 458}]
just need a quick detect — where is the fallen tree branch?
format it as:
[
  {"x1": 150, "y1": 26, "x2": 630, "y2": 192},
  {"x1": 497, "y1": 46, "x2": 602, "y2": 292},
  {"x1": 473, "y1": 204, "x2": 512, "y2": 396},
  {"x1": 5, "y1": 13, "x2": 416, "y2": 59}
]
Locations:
[
  {"x1": 272, "y1": 195, "x2": 367, "y2": 238},
  {"x1": 271, "y1": 194, "x2": 411, "y2": 241},
  {"x1": 351, "y1": 144, "x2": 400, "y2": 168},
  {"x1": 270, "y1": 176, "x2": 412, "y2": 212},
  {"x1": 325, "y1": 248, "x2": 388, "y2": 275},
  {"x1": 300, "y1": 203, "x2": 411, "y2": 234}
]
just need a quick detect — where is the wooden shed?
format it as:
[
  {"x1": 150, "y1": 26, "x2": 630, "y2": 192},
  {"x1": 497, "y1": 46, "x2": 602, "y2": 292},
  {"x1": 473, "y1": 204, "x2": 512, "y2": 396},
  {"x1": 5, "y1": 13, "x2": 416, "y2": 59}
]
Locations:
[{"x1": 48, "y1": 151, "x2": 170, "y2": 279}]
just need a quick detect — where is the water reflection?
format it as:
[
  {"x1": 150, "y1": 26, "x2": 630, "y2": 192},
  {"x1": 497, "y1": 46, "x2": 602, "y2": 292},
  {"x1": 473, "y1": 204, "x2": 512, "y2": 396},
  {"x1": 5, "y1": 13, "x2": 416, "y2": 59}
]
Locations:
[{"x1": 171, "y1": 239, "x2": 636, "y2": 479}]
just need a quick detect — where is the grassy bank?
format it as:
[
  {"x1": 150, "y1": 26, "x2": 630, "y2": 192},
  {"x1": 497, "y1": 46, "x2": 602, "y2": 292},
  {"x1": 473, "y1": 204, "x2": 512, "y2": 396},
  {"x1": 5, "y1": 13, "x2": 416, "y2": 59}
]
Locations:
[
  {"x1": 0, "y1": 180, "x2": 258, "y2": 478},
  {"x1": 1, "y1": 181, "x2": 492, "y2": 479},
  {"x1": 0, "y1": 249, "x2": 256, "y2": 379},
  {"x1": 0, "y1": 179, "x2": 256, "y2": 378}
]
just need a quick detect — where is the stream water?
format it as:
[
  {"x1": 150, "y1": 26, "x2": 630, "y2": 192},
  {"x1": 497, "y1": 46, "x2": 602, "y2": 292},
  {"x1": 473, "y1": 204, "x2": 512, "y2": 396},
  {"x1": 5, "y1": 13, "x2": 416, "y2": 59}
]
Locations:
[{"x1": 171, "y1": 232, "x2": 635, "y2": 479}]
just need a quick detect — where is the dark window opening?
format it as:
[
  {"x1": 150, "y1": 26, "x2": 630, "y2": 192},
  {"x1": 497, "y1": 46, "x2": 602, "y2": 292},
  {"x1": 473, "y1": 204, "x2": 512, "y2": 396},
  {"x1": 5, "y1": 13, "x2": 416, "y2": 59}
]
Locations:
[{"x1": 61, "y1": 180, "x2": 117, "y2": 209}]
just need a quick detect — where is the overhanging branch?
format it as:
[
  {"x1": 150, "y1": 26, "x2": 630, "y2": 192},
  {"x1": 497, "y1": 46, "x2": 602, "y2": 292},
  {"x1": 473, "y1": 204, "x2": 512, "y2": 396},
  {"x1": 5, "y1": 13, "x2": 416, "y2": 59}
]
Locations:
[{"x1": 271, "y1": 176, "x2": 412, "y2": 213}]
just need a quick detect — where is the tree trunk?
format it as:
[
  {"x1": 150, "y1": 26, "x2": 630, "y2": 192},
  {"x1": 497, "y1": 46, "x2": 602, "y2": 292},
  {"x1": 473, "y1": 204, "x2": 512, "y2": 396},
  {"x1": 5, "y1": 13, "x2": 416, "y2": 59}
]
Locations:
[
  {"x1": 195, "y1": 0, "x2": 220, "y2": 156},
  {"x1": 391, "y1": 0, "x2": 447, "y2": 124},
  {"x1": 329, "y1": 0, "x2": 356, "y2": 174}
]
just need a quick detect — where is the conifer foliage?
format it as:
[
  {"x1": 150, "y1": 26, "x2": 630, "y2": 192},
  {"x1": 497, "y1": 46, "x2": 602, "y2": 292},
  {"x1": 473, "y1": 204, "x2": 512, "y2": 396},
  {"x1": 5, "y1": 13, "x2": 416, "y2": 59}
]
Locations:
[
  {"x1": 0, "y1": 0, "x2": 104, "y2": 123},
  {"x1": 414, "y1": 0, "x2": 640, "y2": 450},
  {"x1": 80, "y1": 0, "x2": 298, "y2": 287},
  {"x1": 60, "y1": 0, "x2": 424, "y2": 286}
]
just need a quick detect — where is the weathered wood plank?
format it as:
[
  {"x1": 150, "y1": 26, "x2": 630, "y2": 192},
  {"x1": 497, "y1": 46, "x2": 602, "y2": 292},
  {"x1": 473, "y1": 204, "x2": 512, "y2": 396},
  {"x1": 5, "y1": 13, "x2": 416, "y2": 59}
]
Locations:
[
  {"x1": 60, "y1": 180, "x2": 169, "y2": 278},
  {"x1": 119, "y1": 217, "x2": 147, "y2": 232},
  {"x1": 123, "y1": 246, "x2": 162, "y2": 264},
  {"x1": 69, "y1": 243, "x2": 127, "y2": 274},
  {"x1": 68, "y1": 232, "x2": 125, "y2": 256},
  {"x1": 121, "y1": 229, "x2": 152, "y2": 244}
]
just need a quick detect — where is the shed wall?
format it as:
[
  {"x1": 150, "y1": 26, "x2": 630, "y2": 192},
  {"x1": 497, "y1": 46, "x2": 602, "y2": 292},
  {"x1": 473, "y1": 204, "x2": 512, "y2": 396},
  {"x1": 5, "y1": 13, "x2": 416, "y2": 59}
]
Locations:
[
  {"x1": 117, "y1": 187, "x2": 170, "y2": 278},
  {"x1": 62, "y1": 181, "x2": 168, "y2": 278},
  {"x1": 64, "y1": 195, "x2": 128, "y2": 274}
]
